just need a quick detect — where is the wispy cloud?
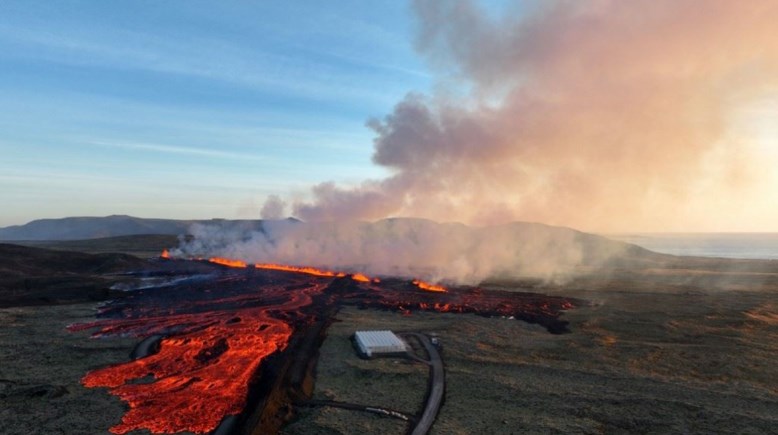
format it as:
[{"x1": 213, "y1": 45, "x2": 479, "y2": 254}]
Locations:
[
  {"x1": 0, "y1": 21, "x2": 416, "y2": 107},
  {"x1": 86, "y1": 140, "x2": 266, "y2": 161}
]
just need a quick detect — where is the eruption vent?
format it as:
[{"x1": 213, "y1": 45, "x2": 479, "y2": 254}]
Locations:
[{"x1": 175, "y1": 218, "x2": 636, "y2": 284}]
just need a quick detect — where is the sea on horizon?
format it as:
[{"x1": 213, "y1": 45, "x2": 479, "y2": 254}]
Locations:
[{"x1": 605, "y1": 233, "x2": 778, "y2": 260}]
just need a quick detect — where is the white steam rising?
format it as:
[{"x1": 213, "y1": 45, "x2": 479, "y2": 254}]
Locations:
[
  {"x1": 285, "y1": 0, "x2": 778, "y2": 232},
  {"x1": 178, "y1": 1, "x2": 778, "y2": 280},
  {"x1": 173, "y1": 219, "x2": 635, "y2": 283}
]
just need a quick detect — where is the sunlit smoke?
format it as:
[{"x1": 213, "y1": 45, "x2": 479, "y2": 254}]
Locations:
[
  {"x1": 260, "y1": 195, "x2": 287, "y2": 220},
  {"x1": 279, "y1": 0, "x2": 778, "y2": 232},
  {"x1": 173, "y1": 219, "x2": 636, "y2": 284}
]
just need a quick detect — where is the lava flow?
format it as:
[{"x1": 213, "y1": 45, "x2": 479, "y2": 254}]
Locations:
[
  {"x1": 412, "y1": 279, "x2": 447, "y2": 292},
  {"x1": 71, "y1": 256, "x2": 579, "y2": 434},
  {"x1": 209, "y1": 257, "x2": 248, "y2": 268}
]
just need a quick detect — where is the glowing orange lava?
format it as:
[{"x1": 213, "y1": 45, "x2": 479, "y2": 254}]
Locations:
[
  {"x1": 412, "y1": 279, "x2": 447, "y2": 292},
  {"x1": 350, "y1": 273, "x2": 371, "y2": 282},
  {"x1": 71, "y1": 256, "x2": 577, "y2": 434},
  {"x1": 254, "y1": 262, "x2": 344, "y2": 277},
  {"x1": 201, "y1": 255, "x2": 380, "y2": 283},
  {"x1": 82, "y1": 310, "x2": 291, "y2": 434},
  {"x1": 254, "y1": 262, "x2": 380, "y2": 284},
  {"x1": 160, "y1": 249, "x2": 170, "y2": 259},
  {"x1": 71, "y1": 277, "x2": 327, "y2": 434},
  {"x1": 209, "y1": 257, "x2": 247, "y2": 268}
]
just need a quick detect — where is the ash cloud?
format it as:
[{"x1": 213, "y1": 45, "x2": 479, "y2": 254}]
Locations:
[{"x1": 288, "y1": 0, "x2": 778, "y2": 232}]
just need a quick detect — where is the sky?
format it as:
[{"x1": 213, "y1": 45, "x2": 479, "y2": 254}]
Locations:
[
  {"x1": 2, "y1": 1, "x2": 778, "y2": 232},
  {"x1": 0, "y1": 1, "x2": 433, "y2": 226}
]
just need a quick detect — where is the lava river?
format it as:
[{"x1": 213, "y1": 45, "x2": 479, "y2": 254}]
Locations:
[{"x1": 70, "y1": 258, "x2": 579, "y2": 434}]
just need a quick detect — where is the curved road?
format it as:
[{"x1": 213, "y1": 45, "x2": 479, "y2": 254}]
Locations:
[
  {"x1": 296, "y1": 333, "x2": 445, "y2": 435},
  {"x1": 404, "y1": 333, "x2": 445, "y2": 435}
]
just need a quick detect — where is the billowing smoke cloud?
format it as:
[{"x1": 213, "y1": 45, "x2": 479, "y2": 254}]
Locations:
[
  {"x1": 289, "y1": 0, "x2": 778, "y2": 232},
  {"x1": 260, "y1": 195, "x2": 287, "y2": 220},
  {"x1": 181, "y1": 1, "x2": 778, "y2": 283},
  {"x1": 174, "y1": 219, "x2": 635, "y2": 284}
]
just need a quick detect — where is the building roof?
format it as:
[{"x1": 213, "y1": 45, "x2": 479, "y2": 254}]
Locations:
[{"x1": 354, "y1": 330, "x2": 406, "y2": 351}]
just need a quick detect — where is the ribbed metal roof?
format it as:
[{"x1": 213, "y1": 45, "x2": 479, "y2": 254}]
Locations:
[{"x1": 354, "y1": 330, "x2": 406, "y2": 350}]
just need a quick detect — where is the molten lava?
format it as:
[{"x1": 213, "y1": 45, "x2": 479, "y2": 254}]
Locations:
[
  {"x1": 254, "y1": 262, "x2": 345, "y2": 277},
  {"x1": 72, "y1": 257, "x2": 579, "y2": 434},
  {"x1": 413, "y1": 279, "x2": 447, "y2": 292},
  {"x1": 160, "y1": 249, "x2": 170, "y2": 259},
  {"x1": 81, "y1": 311, "x2": 292, "y2": 434},
  {"x1": 70, "y1": 271, "x2": 328, "y2": 434},
  {"x1": 209, "y1": 257, "x2": 248, "y2": 268},
  {"x1": 350, "y1": 273, "x2": 371, "y2": 282}
]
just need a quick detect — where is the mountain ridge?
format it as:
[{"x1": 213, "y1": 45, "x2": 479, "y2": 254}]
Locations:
[{"x1": 0, "y1": 215, "x2": 275, "y2": 240}]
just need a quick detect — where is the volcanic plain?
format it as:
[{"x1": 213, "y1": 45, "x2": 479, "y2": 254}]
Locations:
[{"x1": 0, "y1": 237, "x2": 777, "y2": 434}]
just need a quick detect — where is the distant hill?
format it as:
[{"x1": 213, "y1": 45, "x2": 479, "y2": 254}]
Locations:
[
  {"x1": 0, "y1": 243, "x2": 148, "y2": 306},
  {"x1": 0, "y1": 215, "x2": 274, "y2": 241}
]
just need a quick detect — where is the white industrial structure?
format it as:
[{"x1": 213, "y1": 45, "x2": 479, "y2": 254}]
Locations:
[{"x1": 353, "y1": 330, "x2": 407, "y2": 358}]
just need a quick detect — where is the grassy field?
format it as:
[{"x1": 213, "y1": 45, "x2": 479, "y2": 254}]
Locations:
[
  {"x1": 0, "y1": 304, "x2": 138, "y2": 435},
  {"x1": 5, "y1": 286, "x2": 775, "y2": 435},
  {"x1": 13, "y1": 234, "x2": 181, "y2": 259},
  {"x1": 285, "y1": 283, "x2": 778, "y2": 434}
]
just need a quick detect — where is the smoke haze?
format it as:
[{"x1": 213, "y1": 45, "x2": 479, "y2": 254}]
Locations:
[
  {"x1": 174, "y1": 219, "x2": 637, "y2": 284},
  {"x1": 288, "y1": 0, "x2": 778, "y2": 233},
  {"x1": 181, "y1": 1, "x2": 778, "y2": 282}
]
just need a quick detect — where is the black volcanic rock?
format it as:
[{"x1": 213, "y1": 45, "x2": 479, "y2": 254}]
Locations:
[
  {"x1": 0, "y1": 243, "x2": 148, "y2": 307},
  {"x1": 0, "y1": 243, "x2": 145, "y2": 276}
]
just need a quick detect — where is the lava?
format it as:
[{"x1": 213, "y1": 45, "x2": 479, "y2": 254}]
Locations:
[
  {"x1": 180, "y1": 253, "x2": 374, "y2": 282},
  {"x1": 71, "y1": 257, "x2": 579, "y2": 434},
  {"x1": 254, "y1": 262, "x2": 345, "y2": 277},
  {"x1": 350, "y1": 272, "x2": 371, "y2": 282},
  {"x1": 413, "y1": 279, "x2": 447, "y2": 292},
  {"x1": 81, "y1": 310, "x2": 292, "y2": 434},
  {"x1": 160, "y1": 249, "x2": 170, "y2": 259},
  {"x1": 70, "y1": 269, "x2": 329, "y2": 434},
  {"x1": 209, "y1": 257, "x2": 248, "y2": 268}
]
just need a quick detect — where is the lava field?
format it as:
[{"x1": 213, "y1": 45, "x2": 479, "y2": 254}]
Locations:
[{"x1": 70, "y1": 258, "x2": 579, "y2": 434}]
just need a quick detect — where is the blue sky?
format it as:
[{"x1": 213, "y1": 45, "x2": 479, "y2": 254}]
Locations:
[{"x1": 0, "y1": 1, "x2": 433, "y2": 226}]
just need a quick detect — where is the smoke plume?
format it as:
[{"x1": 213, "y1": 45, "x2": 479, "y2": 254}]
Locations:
[
  {"x1": 174, "y1": 219, "x2": 636, "y2": 284},
  {"x1": 260, "y1": 195, "x2": 287, "y2": 220},
  {"x1": 289, "y1": 0, "x2": 778, "y2": 232},
  {"x1": 180, "y1": 1, "x2": 778, "y2": 283}
]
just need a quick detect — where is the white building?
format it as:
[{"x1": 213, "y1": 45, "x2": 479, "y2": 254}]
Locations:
[{"x1": 353, "y1": 330, "x2": 407, "y2": 358}]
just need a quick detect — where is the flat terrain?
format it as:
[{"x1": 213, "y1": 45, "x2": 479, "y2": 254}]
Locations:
[
  {"x1": 11, "y1": 234, "x2": 180, "y2": 259},
  {"x1": 285, "y1": 269, "x2": 778, "y2": 434},
  {"x1": 0, "y1": 240, "x2": 777, "y2": 434},
  {"x1": 0, "y1": 303, "x2": 137, "y2": 435},
  {"x1": 287, "y1": 279, "x2": 778, "y2": 434}
]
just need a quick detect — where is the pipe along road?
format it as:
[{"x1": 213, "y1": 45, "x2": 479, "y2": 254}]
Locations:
[{"x1": 403, "y1": 333, "x2": 445, "y2": 435}]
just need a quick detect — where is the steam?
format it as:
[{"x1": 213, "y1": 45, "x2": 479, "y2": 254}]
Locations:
[
  {"x1": 260, "y1": 195, "x2": 286, "y2": 220},
  {"x1": 288, "y1": 0, "x2": 778, "y2": 232},
  {"x1": 180, "y1": 1, "x2": 778, "y2": 282},
  {"x1": 173, "y1": 219, "x2": 634, "y2": 284}
]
